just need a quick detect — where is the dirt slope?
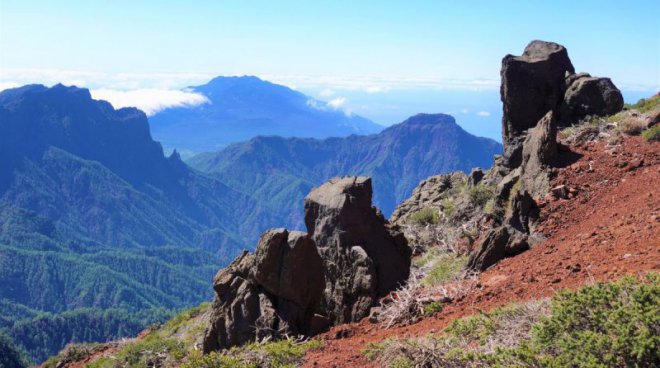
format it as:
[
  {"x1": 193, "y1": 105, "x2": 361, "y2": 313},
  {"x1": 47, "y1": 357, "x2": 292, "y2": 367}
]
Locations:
[{"x1": 302, "y1": 135, "x2": 659, "y2": 367}]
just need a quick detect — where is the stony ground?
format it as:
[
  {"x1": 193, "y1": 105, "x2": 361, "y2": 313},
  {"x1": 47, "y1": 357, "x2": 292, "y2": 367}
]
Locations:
[{"x1": 301, "y1": 135, "x2": 659, "y2": 367}]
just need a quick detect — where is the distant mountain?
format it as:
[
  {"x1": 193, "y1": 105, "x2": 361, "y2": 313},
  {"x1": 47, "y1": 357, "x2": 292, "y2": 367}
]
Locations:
[
  {"x1": 149, "y1": 76, "x2": 383, "y2": 154},
  {"x1": 189, "y1": 113, "x2": 502, "y2": 229},
  {"x1": 0, "y1": 84, "x2": 274, "y2": 362},
  {"x1": 0, "y1": 84, "x2": 500, "y2": 363}
]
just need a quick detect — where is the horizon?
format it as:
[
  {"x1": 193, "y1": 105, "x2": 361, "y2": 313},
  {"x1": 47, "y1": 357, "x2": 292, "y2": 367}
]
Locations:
[{"x1": 1, "y1": 0, "x2": 659, "y2": 141}]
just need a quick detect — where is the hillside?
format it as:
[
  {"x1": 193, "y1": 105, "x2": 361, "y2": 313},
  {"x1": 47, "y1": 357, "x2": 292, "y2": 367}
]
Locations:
[
  {"x1": 188, "y1": 113, "x2": 502, "y2": 226},
  {"x1": 149, "y1": 76, "x2": 383, "y2": 154},
  {"x1": 42, "y1": 41, "x2": 660, "y2": 368},
  {"x1": 0, "y1": 85, "x2": 270, "y2": 363}
]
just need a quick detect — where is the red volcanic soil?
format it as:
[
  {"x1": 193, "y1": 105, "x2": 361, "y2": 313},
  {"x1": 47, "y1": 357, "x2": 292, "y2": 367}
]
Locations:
[{"x1": 302, "y1": 136, "x2": 660, "y2": 368}]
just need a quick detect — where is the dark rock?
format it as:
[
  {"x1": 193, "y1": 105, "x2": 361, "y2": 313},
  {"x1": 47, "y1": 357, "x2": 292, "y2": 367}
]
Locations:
[
  {"x1": 520, "y1": 111, "x2": 559, "y2": 198},
  {"x1": 468, "y1": 168, "x2": 485, "y2": 188},
  {"x1": 466, "y1": 227, "x2": 510, "y2": 271},
  {"x1": 305, "y1": 176, "x2": 411, "y2": 323},
  {"x1": 204, "y1": 176, "x2": 410, "y2": 352},
  {"x1": 559, "y1": 76, "x2": 624, "y2": 125},
  {"x1": 203, "y1": 228, "x2": 325, "y2": 352},
  {"x1": 500, "y1": 40, "x2": 574, "y2": 167}
]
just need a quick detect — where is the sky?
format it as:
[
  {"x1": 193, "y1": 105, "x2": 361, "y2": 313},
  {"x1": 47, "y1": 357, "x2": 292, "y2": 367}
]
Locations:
[{"x1": 1, "y1": 0, "x2": 659, "y2": 141}]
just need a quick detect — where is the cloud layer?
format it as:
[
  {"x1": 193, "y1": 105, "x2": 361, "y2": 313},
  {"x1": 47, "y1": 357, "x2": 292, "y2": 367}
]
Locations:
[{"x1": 90, "y1": 89, "x2": 210, "y2": 116}]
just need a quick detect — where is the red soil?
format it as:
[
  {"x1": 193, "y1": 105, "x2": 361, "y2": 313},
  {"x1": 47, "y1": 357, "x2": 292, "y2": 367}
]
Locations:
[{"x1": 302, "y1": 136, "x2": 660, "y2": 368}]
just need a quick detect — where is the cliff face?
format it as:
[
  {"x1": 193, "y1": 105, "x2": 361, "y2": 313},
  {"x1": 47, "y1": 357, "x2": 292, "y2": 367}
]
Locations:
[{"x1": 203, "y1": 177, "x2": 411, "y2": 351}]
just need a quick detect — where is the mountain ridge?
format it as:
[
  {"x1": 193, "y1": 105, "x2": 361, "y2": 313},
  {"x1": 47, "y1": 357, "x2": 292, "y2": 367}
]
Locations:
[{"x1": 149, "y1": 75, "x2": 383, "y2": 154}]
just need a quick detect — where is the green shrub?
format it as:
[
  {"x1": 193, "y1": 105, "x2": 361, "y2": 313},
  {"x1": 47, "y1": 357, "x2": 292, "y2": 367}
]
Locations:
[
  {"x1": 408, "y1": 207, "x2": 440, "y2": 225},
  {"x1": 363, "y1": 274, "x2": 660, "y2": 367},
  {"x1": 626, "y1": 95, "x2": 660, "y2": 113},
  {"x1": 422, "y1": 255, "x2": 466, "y2": 286},
  {"x1": 469, "y1": 185, "x2": 494, "y2": 207},
  {"x1": 423, "y1": 301, "x2": 444, "y2": 316},
  {"x1": 641, "y1": 125, "x2": 660, "y2": 142},
  {"x1": 440, "y1": 198, "x2": 455, "y2": 218}
]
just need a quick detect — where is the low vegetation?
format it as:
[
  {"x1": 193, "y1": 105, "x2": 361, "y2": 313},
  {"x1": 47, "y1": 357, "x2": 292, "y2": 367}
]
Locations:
[
  {"x1": 42, "y1": 302, "x2": 322, "y2": 368},
  {"x1": 408, "y1": 207, "x2": 440, "y2": 225},
  {"x1": 469, "y1": 185, "x2": 495, "y2": 208},
  {"x1": 625, "y1": 95, "x2": 660, "y2": 113},
  {"x1": 364, "y1": 273, "x2": 659, "y2": 367},
  {"x1": 642, "y1": 125, "x2": 660, "y2": 142},
  {"x1": 421, "y1": 254, "x2": 467, "y2": 286}
]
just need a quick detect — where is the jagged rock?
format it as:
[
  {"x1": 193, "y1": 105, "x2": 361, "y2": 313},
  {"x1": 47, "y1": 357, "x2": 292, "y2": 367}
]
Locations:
[
  {"x1": 203, "y1": 176, "x2": 410, "y2": 352},
  {"x1": 305, "y1": 176, "x2": 411, "y2": 323},
  {"x1": 467, "y1": 190, "x2": 538, "y2": 271},
  {"x1": 501, "y1": 40, "x2": 574, "y2": 167},
  {"x1": 390, "y1": 174, "x2": 454, "y2": 222},
  {"x1": 203, "y1": 229, "x2": 324, "y2": 352},
  {"x1": 520, "y1": 111, "x2": 559, "y2": 198},
  {"x1": 559, "y1": 74, "x2": 624, "y2": 125},
  {"x1": 466, "y1": 226, "x2": 510, "y2": 271}
]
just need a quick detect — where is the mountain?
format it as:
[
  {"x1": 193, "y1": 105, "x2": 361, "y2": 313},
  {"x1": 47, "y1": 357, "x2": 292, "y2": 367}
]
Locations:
[
  {"x1": 149, "y1": 76, "x2": 383, "y2": 154},
  {"x1": 188, "y1": 113, "x2": 502, "y2": 229},
  {"x1": 0, "y1": 84, "x2": 275, "y2": 363},
  {"x1": 0, "y1": 84, "x2": 499, "y2": 363}
]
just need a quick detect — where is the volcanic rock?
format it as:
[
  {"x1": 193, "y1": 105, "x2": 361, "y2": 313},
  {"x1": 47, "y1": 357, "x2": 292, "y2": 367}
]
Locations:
[
  {"x1": 500, "y1": 40, "x2": 574, "y2": 167},
  {"x1": 203, "y1": 176, "x2": 410, "y2": 352},
  {"x1": 305, "y1": 176, "x2": 411, "y2": 323},
  {"x1": 559, "y1": 74, "x2": 624, "y2": 125}
]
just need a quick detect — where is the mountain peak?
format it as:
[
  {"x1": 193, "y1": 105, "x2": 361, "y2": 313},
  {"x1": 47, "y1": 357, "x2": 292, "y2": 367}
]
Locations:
[{"x1": 400, "y1": 113, "x2": 457, "y2": 126}]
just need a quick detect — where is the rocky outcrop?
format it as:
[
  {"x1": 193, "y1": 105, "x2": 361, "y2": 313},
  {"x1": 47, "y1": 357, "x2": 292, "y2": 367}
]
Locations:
[
  {"x1": 305, "y1": 177, "x2": 411, "y2": 324},
  {"x1": 203, "y1": 176, "x2": 410, "y2": 352},
  {"x1": 398, "y1": 40, "x2": 624, "y2": 273},
  {"x1": 500, "y1": 40, "x2": 574, "y2": 167},
  {"x1": 390, "y1": 174, "x2": 454, "y2": 223},
  {"x1": 559, "y1": 73, "x2": 624, "y2": 125},
  {"x1": 202, "y1": 229, "x2": 324, "y2": 352},
  {"x1": 500, "y1": 40, "x2": 623, "y2": 168}
]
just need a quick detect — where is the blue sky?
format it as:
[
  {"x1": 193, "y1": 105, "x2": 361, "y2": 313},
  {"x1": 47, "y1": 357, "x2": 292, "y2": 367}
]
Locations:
[{"x1": 1, "y1": 0, "x2": 658, "y2": 141}]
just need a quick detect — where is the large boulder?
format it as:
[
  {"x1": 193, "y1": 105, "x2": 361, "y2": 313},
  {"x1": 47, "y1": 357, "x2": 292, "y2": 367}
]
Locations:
[
  {"x1": 305, "y1": 176, "x2": 411, "y2": 323},
  {"x1": 203, "y1": 176, "x2": 411, "y2": 352},
  {"x1": 559, "y1": 74, "x2": 624, "y2": 125},
  {"x1": 500, "y1": 40, "x2": 574, "y2": 167},
  {"x1": 203, "y1": 229, "x2": 324, "y2": 352}
]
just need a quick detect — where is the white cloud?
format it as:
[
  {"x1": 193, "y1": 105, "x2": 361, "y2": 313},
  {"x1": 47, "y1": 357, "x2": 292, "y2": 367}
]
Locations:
[
  {"x1": 327, "y1": 97, "x2": 348, "y2": 109},
  {"x1": 477, "y1": 111, "x2": 491, "y2": 117},
  {"x1": 364, "y1": 86, "x2": 391, "y2": 93},
  {"x1": 90, "y1": 89, "x2": 210, "y2": 116},
  {"x1": 460, "y1": 109, "x2": 469, "y2": 114},
  {"x1": 319, "y1": 88, "x2": 335, "y2": 97}
]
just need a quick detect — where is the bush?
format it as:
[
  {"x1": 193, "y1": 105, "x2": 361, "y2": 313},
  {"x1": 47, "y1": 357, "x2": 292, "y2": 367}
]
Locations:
[
  {"x1": 469, "y1": 185, "x2": 494, "y2": 207},
  {"x1": 441, "y1": 199, "x2": 456, "y2": 218},
  {"x1": 423, "y1": 301, "x2": 444, "y2": 316},
  {"x1": 422, "y1": 255, "x2": 466, "y2": 286},
  {"x1": 408, "y1": 207, "x2": 440, "y2": 225},
  {"x1": 618, "y1": 116, "x2": 647, "y2": 135},
  {"x1": 626, "y1": 95, "x2": 660, "y2": 113},
  {"x1": 641, "y1": 125, "x2": 660, "y2": 142},
  {"x1": 364, "y1": 274, "x2": 660, "y2": 367}
]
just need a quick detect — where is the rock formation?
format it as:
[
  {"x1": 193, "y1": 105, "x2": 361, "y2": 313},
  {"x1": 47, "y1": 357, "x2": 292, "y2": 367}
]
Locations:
[
  {"x1": 203, "y1": 176, "x2": 410, "y2": 352},
  {"x1": 467, "y1": 40, "x2": 624, "y2": 270},
  {"x1": 393, "y1": 40, "x2": 624, "y2": 272},
  {"x1": 305, "y1": 177, "x2": 411, "y2": 324},
  {"x1": 500, "y1": 40, "x2": 623, "y2": 168},
  {"x1": 500, "y1": 40, "x2": 574, "y2": 167}
]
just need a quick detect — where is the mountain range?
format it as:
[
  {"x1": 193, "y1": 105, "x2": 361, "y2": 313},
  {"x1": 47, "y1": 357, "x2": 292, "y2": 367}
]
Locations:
[
  {"x1": 0, "y1": 82, "x2": 500, "y2": 363},
  {"x1": 188, "y1": 113, "x2": 502, "y2": 228},
  {"x1": 149, "y1": 76, "x2": 383, "y2": 154}
]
